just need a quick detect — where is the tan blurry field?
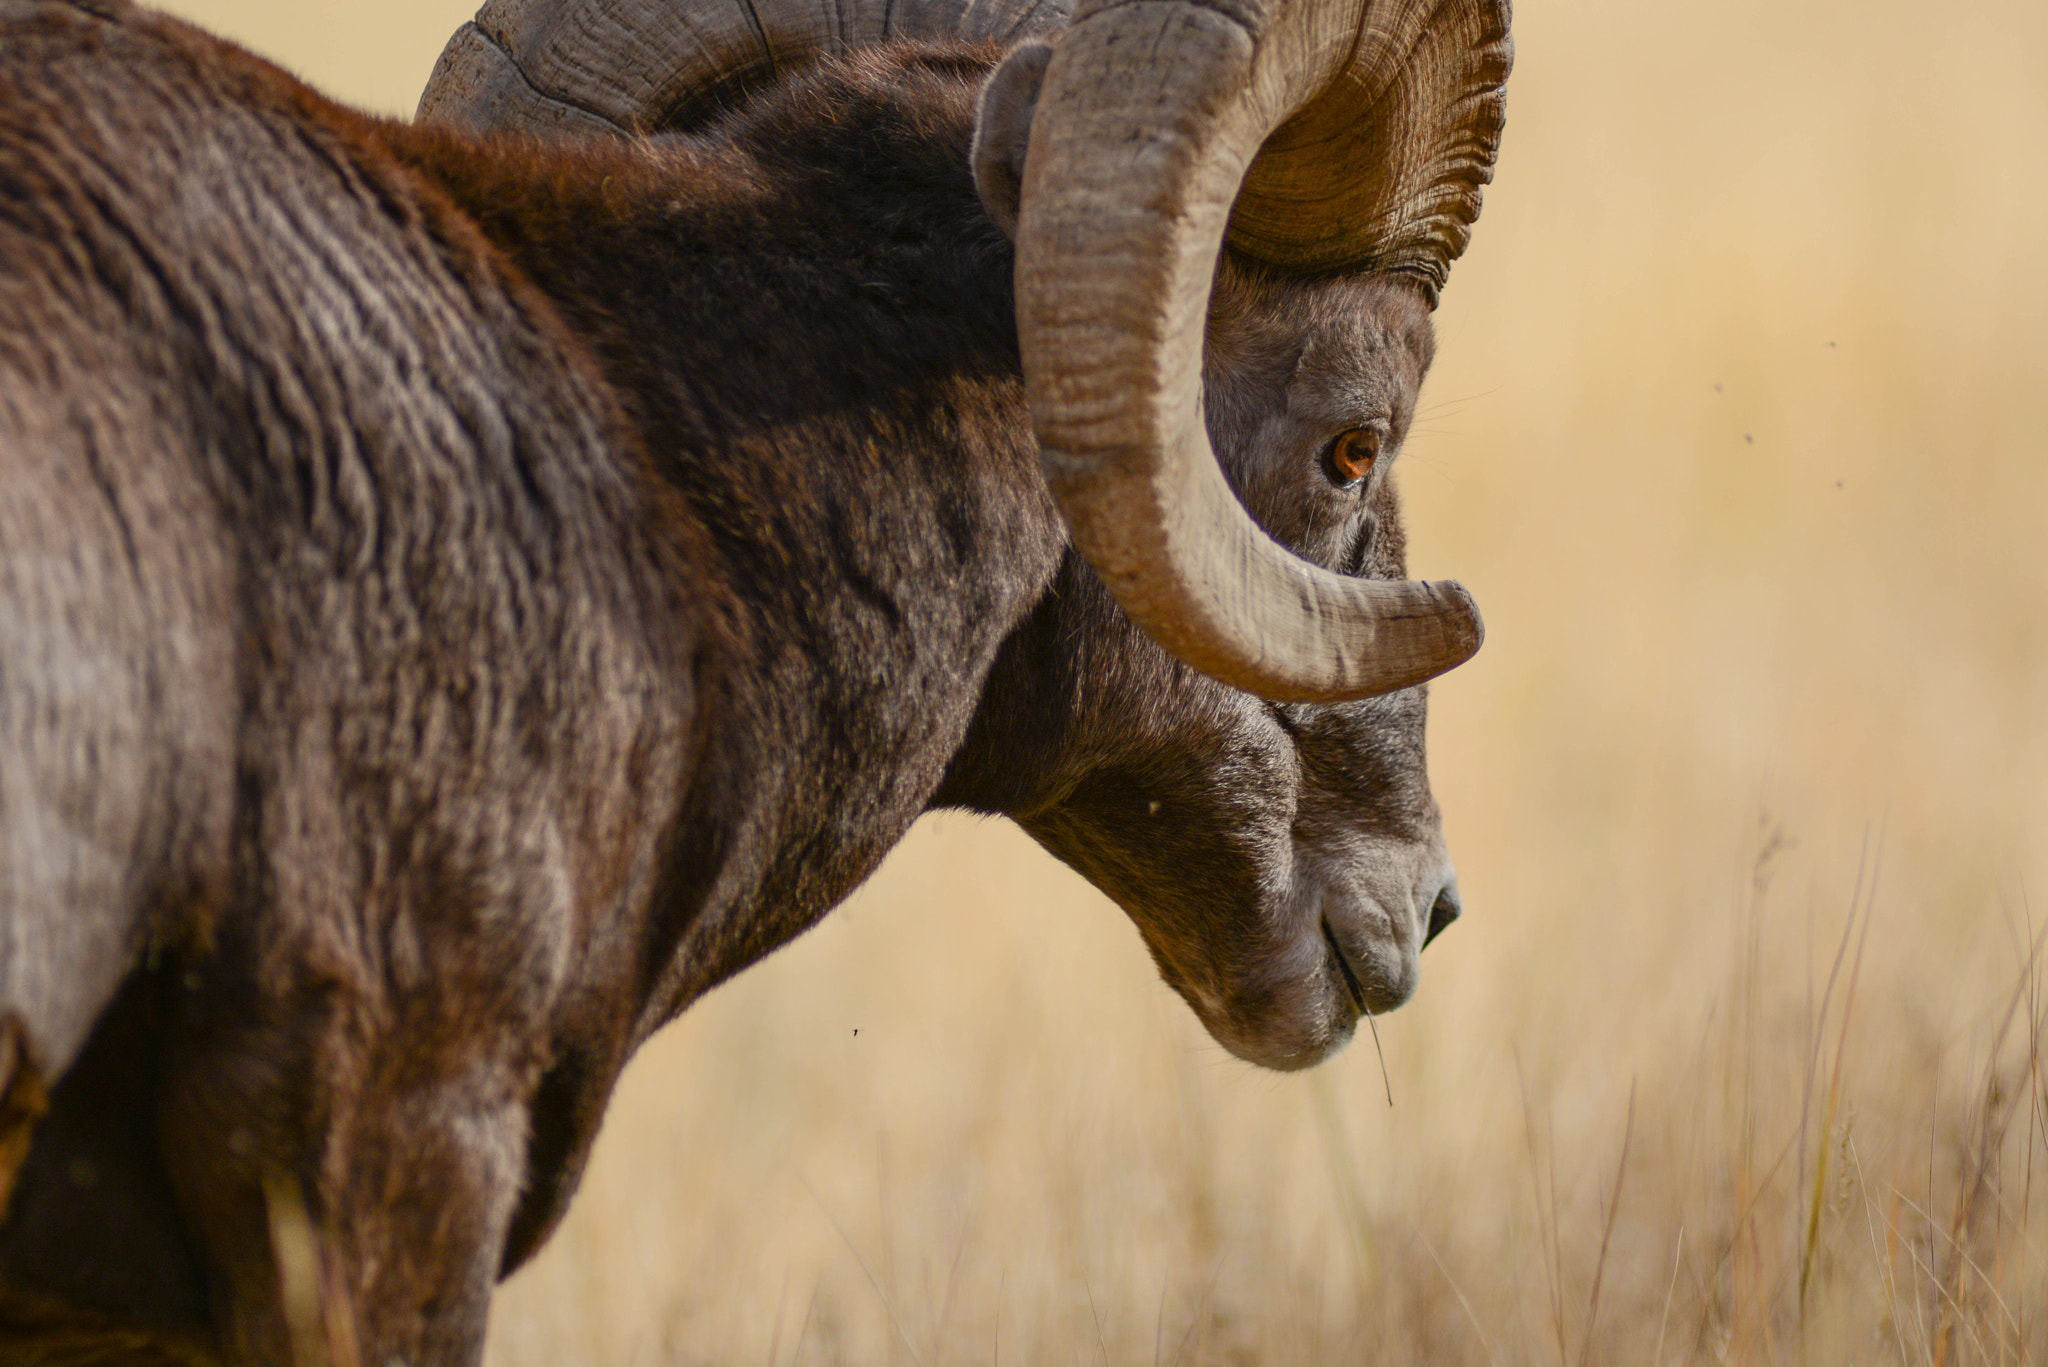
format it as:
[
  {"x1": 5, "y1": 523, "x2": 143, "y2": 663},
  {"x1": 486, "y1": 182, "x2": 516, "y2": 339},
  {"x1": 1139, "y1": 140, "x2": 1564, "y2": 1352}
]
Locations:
[{"x1": 146, "y1": 0, "x2": 2048, "y2": 1360}]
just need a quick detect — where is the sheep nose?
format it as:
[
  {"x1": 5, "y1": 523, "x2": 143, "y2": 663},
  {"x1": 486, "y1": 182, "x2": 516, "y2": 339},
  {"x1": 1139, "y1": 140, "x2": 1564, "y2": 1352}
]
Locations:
[{"x1": 1422, "y1": 877, "x2": 1462, "y2": 949}]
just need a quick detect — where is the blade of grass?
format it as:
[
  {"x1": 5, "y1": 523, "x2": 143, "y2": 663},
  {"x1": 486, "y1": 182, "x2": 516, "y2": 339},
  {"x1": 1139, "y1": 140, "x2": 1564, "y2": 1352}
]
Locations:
[
  {"x1": 1577, "y1": 1082, "x2": 1636, "y2": 1367},
  {"x1": 789, "y1": 1282, "x2": 818, "y2": 1367},
  {"x1": 800, "y1": 1176, "x2": 927, "y2": 1367},
  {"x1": 1418, "y1": 1229, "x2": 1497, "y2": 1367},
  {"x1": 1364, "y1": 1011, "x2": 1394, "y2": 1108},
  {"x1": 1167, "y1": 1251, "x2": 1227, "y2": 1367},
  {"x1": 1849, "y1": 1141, "x2": 1911, "y2": 1367},
  {"x1": 1801, "y1": 833, "x2": 1873, "y2": 1315},
  {"x1": 1084, "y1": 1269, "x2": 1109, "y2": 1367},
  {"x1": 1653, "y1": 1226, "x2": 1684, "y2": 1367},
  {"x1": 1517, "y1": 1055, "x2": 1569, "y2": 1367}
]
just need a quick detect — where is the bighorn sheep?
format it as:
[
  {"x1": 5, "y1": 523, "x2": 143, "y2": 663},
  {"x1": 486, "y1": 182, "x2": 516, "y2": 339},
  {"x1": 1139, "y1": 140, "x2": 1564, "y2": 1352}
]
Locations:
[{"x1": 0, "y1": 0, "x2": 1509, "y2": 1358}]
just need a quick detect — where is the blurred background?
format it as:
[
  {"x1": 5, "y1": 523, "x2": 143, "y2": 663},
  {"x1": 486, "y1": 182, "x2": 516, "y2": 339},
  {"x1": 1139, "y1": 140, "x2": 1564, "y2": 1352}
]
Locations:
[{"x1": 148, "y1": 0, "x2": 2048, "y2": 1360}]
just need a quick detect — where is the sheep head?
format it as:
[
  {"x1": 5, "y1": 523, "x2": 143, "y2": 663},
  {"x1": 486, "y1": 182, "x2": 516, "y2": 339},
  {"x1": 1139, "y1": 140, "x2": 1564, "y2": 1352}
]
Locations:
[{"x1": 417, "y1": 0, "x2": 1509, "y2": 704}]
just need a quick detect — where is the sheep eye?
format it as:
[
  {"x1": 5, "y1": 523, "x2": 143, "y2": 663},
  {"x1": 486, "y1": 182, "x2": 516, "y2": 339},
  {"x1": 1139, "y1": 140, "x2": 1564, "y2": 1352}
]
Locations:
[{"x1": 1323, "y1": 427, "x2": 1382, "y2": 489}]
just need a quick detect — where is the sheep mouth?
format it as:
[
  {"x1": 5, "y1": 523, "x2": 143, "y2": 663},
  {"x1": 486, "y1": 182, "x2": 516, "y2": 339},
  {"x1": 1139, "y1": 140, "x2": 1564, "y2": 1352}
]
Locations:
[{"x1": 1323, "y1": 918, "x2": 1372, "y2": 1019}]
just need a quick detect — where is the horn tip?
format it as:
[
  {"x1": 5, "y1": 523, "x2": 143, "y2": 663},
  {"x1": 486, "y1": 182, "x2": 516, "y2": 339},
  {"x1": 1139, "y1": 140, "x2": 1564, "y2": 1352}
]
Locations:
[{"x1": 1425, "y1": 577, "x2": 1485, "y2": 668}]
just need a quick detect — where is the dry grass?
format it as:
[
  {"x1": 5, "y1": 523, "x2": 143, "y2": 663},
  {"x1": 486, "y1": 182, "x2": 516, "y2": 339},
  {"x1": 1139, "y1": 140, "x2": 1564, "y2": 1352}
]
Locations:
[{"x1": 149, "y1": 0, "x2": 2048, "y2": 1360}]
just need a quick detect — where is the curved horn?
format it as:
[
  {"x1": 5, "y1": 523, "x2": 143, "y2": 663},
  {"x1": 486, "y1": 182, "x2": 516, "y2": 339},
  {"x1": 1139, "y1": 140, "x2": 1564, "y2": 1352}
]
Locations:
[
  {"x1": 1231, "y1": 0, "x2": 1510, "y2": 287},
  {"x1": 417, "y1": 0, "x2": 1506, "y2": 701},
  {"x1": 417, "y1": 0, "x2": 1072, "y2": 134},
  {"x1": 1010, "y1": 0, "x2": 1506, "y2": 701}
]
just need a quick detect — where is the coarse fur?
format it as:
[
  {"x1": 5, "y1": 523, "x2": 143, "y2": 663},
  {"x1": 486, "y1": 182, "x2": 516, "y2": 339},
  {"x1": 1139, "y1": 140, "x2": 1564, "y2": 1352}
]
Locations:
[{"x1": 0, "y1": 2, "x2": 1458, "y2": 1361}]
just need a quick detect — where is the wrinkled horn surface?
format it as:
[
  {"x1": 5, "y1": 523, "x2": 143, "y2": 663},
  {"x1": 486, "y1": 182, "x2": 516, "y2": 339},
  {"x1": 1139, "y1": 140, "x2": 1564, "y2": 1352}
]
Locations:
[
  {"x1": 1231, "y1": 0, "x2": 1510, "y2": 285},
  {"x1": 418, "y1": 0, "x2": 1072, "y2": 132}
]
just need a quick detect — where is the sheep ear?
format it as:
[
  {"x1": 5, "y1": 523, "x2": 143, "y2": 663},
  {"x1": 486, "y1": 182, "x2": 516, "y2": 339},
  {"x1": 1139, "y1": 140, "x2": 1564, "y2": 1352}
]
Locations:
[{"x1": 972, "y1": 39, "x2": 1054, "y2": 241}]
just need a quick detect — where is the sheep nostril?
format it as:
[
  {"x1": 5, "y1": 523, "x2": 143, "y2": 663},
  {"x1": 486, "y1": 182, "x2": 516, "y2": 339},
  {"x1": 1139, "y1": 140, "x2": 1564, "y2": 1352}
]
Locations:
[{"x1": 1423, "y1": 879, "x2": 1462, "y2": 949}]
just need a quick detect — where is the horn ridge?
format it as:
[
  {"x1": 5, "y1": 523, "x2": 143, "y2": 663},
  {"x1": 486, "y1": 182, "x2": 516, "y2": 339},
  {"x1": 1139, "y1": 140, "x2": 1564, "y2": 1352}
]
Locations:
[
  {"x1": 416, "y1": 21, "x2": 634, "y2": 137},
  {"x1": 1228, "y1": 0, "x2": 1511, "y2": 281},
  {"x1": 418, "y1": 0, "x2": 1074, "y2": 134}
]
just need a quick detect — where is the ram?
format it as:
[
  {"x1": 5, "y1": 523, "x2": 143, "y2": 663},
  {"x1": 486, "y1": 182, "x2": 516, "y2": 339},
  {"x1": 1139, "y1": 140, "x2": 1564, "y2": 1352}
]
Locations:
[{"x1": 0, "y1": 0, "x2": 1507, "y2": 1359}]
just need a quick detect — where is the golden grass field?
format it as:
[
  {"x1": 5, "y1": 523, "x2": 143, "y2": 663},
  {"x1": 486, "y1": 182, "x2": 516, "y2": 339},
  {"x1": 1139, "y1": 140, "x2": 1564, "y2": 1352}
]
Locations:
[{"x1": 146, "y1": 0, "x2": 2048, "y2": 1360}]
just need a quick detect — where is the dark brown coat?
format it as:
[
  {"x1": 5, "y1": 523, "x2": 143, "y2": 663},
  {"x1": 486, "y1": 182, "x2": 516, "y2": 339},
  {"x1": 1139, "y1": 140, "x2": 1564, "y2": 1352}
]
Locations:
[{"x1": 0, "y1": 4, "x2": 1456, "y2": 1361}]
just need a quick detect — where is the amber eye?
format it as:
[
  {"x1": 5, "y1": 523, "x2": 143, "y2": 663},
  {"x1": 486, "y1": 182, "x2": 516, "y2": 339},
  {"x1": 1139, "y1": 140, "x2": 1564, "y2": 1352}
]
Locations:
[{"x1": 1324, "y1": 427, "x2": 1382, "y2": 489}]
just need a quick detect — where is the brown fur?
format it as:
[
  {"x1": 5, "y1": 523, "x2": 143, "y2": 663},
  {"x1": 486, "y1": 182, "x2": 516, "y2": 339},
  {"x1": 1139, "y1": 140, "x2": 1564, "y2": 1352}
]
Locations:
[{"x1": 0, "y1": 3, "x2": 1457, "y2": 1361}]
